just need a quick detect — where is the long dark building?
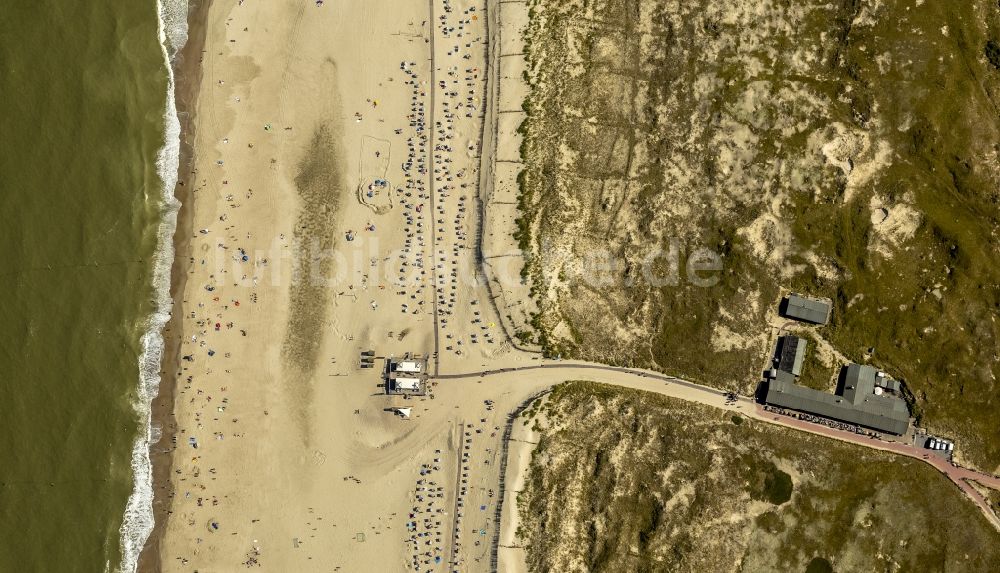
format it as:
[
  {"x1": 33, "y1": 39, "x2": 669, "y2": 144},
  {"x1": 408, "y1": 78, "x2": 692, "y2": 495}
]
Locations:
[{"x1": 764, "y1": 364, "x2": 909, "y2": 435}]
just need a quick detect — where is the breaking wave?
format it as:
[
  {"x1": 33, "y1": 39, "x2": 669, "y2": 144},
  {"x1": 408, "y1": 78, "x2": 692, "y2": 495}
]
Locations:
[{"x1": 117, "y1": 0, "x2": 188, "y2": 571}]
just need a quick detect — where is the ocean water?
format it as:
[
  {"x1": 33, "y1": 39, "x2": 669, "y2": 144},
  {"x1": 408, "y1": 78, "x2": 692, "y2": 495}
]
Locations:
[{"x1": 0, "y1": 0, "x2": 185, "y2": 571}]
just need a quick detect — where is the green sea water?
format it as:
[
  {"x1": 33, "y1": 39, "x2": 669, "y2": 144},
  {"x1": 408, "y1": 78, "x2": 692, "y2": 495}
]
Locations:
[{"x1": 0, "y1": 0, "x2": 174, "y2": 570}]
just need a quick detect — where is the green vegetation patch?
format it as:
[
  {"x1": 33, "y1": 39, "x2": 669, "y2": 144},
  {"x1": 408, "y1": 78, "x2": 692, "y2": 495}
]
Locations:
[
  {"x1": 516, "y1": 0, "x2": 1000, "y2": 470},
  {"x1": 806, "y1": 557, "x2": 834, "y2": 573},
  {"x1": 758, "y1": 462, "x2": 793, "y2": 505},
  {"x1": 518, "y1": 381, "x2": 1000, "y2": 572}
]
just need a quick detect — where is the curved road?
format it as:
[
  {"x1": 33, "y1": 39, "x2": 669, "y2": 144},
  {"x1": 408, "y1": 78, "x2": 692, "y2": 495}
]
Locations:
[{"x1": 432, "y1": 360, "x2": 1000, "y2": 533}]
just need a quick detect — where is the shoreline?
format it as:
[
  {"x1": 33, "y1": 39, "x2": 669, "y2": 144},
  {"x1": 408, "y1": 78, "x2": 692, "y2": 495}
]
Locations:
[{"x1": 137, "y1": 0, "x2": 212, "y2": 570}]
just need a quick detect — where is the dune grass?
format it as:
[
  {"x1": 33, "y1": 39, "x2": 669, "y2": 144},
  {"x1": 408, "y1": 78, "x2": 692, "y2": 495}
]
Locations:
[{"x1": 517, "y1": 381, "x2": 1000, "y2": 572}]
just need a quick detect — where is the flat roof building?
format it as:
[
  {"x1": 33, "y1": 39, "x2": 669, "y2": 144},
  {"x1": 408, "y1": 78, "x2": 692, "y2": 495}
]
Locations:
[
  {"x1": 386, "y1": 375, "x2": 425, "y2": 395},
  {"x1": 395, "y1": 360, "x2": 422, "y2": 374},
  {"x1": 764, "y1": 363, "x2": 909, "y2": 435},
  {"x1": 394, "y1": 377, "x2": 421, "y2": 391},
  {"x1": 775, "y1": 336, "x2": 807, "y2": 376},
  {"x1": 781, "y1": 294, "x2": 831, "y2": 325}
]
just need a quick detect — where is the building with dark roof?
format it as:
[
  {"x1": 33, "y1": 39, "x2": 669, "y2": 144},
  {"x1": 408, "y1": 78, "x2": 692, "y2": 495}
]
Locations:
[
  {"x1": 772, "y1": 369, "x2": 796, "y2": 385},
  {"x1": 781, "y1": 294, "x2": 831, "y2": 325},
  {"x1": 875, "y1": 375, "x2": 901, "y2": 392},
  {"x1": 775, "y1": 336, "x2": 807, "y2": 376},
  {"x1": 764, "y1": 363, "x2": 909, "y2": 435}
]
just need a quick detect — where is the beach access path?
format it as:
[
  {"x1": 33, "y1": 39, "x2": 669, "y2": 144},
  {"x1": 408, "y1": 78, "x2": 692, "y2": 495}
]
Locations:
[{"x1": 435, "y1": 359, "x2": 1000, "y2": 571}]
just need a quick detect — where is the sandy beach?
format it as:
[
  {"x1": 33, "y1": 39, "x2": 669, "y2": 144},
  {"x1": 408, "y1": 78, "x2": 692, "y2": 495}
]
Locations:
[{"x1": 148, "y1": 0, "x2": 528, "y2": 569}]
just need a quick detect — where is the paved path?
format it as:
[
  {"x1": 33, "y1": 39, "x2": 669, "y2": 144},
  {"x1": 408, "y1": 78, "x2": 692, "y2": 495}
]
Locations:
[
  {"x1": 437, "y1": 362, "x2": 729, "y2": 397},
  {"x1": 758, "y1": 404, "x2": 1000, "y2": 530},
  {"x1": 433, "y1": 360, "x2": 1000, "y2": 534}
]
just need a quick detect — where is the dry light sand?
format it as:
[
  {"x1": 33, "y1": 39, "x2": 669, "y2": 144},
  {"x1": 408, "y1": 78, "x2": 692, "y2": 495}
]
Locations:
[{"x1": 156, "y1": 0, "x2": 526, "y2": 569}]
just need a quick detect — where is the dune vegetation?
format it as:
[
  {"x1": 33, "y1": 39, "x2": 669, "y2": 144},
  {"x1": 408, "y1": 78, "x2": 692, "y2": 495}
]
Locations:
[
  {"x1": 517, "y1": 382, "x2": 1000, "y2": 572},
  {"x1": 515, "y1": 0, "x2": 1000, "y2": 471}
]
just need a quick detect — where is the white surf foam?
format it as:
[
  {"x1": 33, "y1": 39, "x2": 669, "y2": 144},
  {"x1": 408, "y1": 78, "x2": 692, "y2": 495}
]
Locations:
[{"x1": 117, "y1": 0, "x2": 188, "y2": 571}]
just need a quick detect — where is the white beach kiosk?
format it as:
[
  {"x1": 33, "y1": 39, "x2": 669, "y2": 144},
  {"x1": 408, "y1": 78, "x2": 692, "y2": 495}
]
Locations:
[{"x1": 384, "y1": 353, "x2": 429, "y2": 396}]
